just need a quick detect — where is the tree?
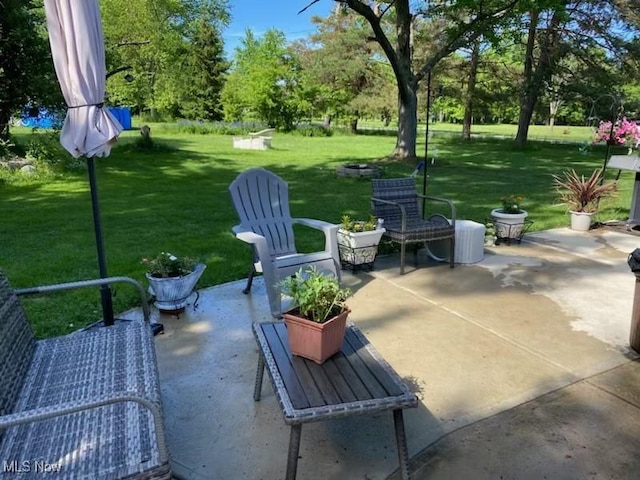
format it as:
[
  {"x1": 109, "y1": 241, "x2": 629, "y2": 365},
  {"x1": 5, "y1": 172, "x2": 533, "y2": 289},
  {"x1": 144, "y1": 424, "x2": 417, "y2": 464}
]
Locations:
[
  {"x1": 462, "y1": 40, "x2": 481, "y2": 140},
  {"x1": 222, "y1": 29, "x2": 304, "y2": 130},
  {"x1": 512, "y1": 1, "x2": 640, "y2": 146},
  {"x1": 294, "y1": 9, "x2": 395, "y2": 130},
  {"x1": 100, "y1": 0, "x2": 230, "y2": 118},
  {"x1": 0, "y1": 0, "x2": 60, "y2": 140},
  {"x1": 178, "y1": 16, "x2": 228, "y2": 121},
  {"x1": 332, "y1": 0, "x2": 521, "y2": 160}
]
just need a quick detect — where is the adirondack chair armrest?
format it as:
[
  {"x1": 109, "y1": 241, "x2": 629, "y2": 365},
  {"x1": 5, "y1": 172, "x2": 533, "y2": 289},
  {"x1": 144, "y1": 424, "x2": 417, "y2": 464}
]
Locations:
[
  {"x1": 233, "y1": 227, "x2": 272, "y2": 262},
  {"x1": 293, "y1": 218, "x2": 339, "y2": 253},
  {"x1": 14, "y1": 276, "x2": 151, "y2": 324},
  {"x1": 415, "y1": 194, "x2": 457, "y2": 222}
]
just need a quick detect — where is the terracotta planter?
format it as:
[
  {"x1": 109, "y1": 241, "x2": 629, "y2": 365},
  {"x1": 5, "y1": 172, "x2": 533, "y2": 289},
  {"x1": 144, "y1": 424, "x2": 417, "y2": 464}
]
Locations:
[
  {"x1": 283, "y1": 308, "x2": 350, "y2": 364},
  {"x1": 570, "y1": 211, "x2": 593, "y2": 231}
]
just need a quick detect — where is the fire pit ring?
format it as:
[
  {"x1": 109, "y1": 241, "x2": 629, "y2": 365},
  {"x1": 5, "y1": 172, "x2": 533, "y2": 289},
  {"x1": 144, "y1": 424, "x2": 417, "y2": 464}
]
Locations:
[{"x1": 336, "y1": 163, "x2": 381, "y2": 178}]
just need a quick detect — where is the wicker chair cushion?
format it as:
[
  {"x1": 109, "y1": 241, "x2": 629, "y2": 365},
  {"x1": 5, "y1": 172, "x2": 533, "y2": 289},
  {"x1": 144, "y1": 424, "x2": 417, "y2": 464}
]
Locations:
[
  {"x1": 0, "y1": 273, "x2": 35, "y2": 420},
  {"x1": 384, "y1": 216, "x2": 454, "y2": 243}
]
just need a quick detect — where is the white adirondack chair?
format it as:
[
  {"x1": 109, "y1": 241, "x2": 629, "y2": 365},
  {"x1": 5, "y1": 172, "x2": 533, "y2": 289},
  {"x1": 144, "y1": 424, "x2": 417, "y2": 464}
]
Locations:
[{"x1": 229, "y1": 168, "x2": 341, "y2": 317}]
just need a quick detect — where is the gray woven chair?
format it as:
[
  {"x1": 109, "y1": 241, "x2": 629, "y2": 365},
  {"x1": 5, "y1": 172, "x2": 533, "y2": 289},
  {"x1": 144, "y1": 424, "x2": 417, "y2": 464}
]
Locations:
[
  {"x1": 0, "y1": 271, "x2": 171, "y2": 480},
  {"x1": 371, "y1": 177, "x2": 456, "y2": 274}
]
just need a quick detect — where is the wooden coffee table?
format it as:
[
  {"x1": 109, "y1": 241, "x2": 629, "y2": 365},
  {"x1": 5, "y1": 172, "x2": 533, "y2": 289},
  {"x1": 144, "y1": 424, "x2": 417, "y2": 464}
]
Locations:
[{"x1": 252, "y1": 321, "x2": 418, "y2": 480}]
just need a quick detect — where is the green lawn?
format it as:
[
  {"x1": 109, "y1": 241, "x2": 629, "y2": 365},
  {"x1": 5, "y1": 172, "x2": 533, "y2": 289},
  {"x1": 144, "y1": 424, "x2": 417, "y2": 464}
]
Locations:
[{"x1": 1, "y1": 126, "x2": 633, "y2": 337}]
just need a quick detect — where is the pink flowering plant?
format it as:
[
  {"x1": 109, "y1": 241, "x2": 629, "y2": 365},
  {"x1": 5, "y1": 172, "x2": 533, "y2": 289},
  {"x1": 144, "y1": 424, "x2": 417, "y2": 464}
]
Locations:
[{"x1": 593, "y1": 117, "x2": 640, "y2": 148}]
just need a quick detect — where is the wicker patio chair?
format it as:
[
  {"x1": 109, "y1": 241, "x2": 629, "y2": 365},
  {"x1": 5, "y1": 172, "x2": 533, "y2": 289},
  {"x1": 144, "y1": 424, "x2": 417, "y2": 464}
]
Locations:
[
  {"x1": 371, "y1": 177, "x2": 456, "y2": 274},
  {"x1": 0, "y1": 271, "x2": 171, "y2": 480},
  {"x1": 229, "y1": 168, "x2": 341, "y2": 317}
]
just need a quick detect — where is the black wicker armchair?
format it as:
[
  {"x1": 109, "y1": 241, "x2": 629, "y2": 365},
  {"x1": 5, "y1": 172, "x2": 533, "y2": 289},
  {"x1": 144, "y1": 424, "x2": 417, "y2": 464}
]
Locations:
[{"x1": 371, "y1": 177, "x2": 456, "y2": 274}]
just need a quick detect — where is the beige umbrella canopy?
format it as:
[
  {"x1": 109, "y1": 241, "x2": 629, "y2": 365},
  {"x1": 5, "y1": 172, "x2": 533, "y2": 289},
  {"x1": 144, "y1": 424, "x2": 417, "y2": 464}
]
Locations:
[
  {"x1": 44, "y1": 0, "x2": 122, "y2": 157},
  {"x1": 44, "y1": 0, "x2": 123, "y2": 325}
]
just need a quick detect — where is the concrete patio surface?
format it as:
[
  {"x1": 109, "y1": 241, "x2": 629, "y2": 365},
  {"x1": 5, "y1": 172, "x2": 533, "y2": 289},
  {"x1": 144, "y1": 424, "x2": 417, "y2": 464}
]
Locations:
[{"x1": 128, "y1": 228, "x2": 640, "y2": 480}]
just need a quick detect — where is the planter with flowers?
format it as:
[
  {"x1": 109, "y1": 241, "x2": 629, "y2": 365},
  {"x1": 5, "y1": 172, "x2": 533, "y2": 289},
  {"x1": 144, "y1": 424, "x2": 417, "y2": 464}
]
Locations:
[
  {"x1": 337, "y1": 214, "x2": 385, "y2": 271},
  {"x1": 552, "y1": 169, "x2": 618, "y2": 231},
  {"x1": 280, "y1": 266, "x2": 351, "y2": 364},
  {"x1": 490, "y1": 194, "x2": 531, "y2": 243},
  {"x1": 142, "y1": 252, "x2": 206, "y2": 312}
]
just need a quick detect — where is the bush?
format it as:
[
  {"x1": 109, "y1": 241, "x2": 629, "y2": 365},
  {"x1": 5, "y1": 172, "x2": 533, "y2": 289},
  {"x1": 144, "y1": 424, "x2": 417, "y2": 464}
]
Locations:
[
  {"x1": 26, "y1": 129, "x2": 82, "y2": 171},
  {"x1": 291, "y1": 124, "x2": 333, "y2": 137}
]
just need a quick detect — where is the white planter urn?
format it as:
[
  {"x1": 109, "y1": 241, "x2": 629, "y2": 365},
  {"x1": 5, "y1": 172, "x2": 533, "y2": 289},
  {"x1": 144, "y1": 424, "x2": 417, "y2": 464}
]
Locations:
[
  {"x1": 146, "y1": 263, "x2": 206, "y2": 312},
  {"x1": 490, "y1": 209, "x2": 529, "y2": 240},
  {"x1": 570, "y1": 211, "x2": 593, "y2": 232},
  {"x1": 337, "y1": 228, "x2": 385, "y2": 269}
]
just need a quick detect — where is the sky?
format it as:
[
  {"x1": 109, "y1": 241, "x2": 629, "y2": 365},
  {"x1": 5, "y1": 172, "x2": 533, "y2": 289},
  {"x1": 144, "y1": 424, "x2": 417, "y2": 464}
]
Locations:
[{"x1": 222, "y1": 1, "x2": 333, "y2": 55}]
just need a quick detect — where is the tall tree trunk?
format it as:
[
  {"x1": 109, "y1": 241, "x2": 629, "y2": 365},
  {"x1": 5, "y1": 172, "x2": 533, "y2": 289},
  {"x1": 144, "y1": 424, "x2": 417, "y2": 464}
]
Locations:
[
  {"x1": 0, "y1": 108, "x2": 10, "y2": 142},
  {"x1": 392, "y1": 0, "x2": 417, "y2": 159},
  {"x1": 515, "y1": 11, "x2": 539, "y2": 147},
  {"x1": 462, "y1": 40, "x2": 481, "y2": 141},
  {"x1": 515, "y1": 10, "x2": 561, "y2": 147},
  {"x1": 394, "y1": 85, "x2": 418, "y2": 159}
]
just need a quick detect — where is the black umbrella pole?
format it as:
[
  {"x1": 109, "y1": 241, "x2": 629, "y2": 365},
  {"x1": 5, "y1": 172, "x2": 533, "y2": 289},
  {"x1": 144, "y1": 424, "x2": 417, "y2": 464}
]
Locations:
[{"x1": 87, "y1": 157, "x2": 114, "y2": 326}]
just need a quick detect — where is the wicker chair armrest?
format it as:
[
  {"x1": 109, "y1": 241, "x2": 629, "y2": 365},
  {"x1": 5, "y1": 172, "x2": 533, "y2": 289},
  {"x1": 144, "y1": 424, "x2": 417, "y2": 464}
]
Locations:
[
  {"x1": 371, "y1": 197, "x2": 408, "y2": 231},
  {"x1": 14, "y1": 277, "x2": 150, "y2": 324},
  {"x1": 0, "y1": 392, "x2": 169, "y2": 462},
  {"x1": 415, "y1": 194, "x2": 456, "y2": 223}
]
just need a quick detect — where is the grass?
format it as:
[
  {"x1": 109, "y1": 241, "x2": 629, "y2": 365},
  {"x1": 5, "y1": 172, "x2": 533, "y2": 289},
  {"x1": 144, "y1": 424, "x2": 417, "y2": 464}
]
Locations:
[{"x1": 1, "y1": 124, "x2": 633, "y2": 338}]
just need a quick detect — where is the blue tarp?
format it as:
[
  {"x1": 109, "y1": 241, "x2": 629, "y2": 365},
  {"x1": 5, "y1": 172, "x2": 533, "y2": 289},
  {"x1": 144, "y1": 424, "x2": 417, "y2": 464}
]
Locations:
[
  {"x1": 19, "y1": 107, "x2": 132, "y2": 130},
  {"x1": 108, "y1": 107, "x2": 132, "y2": 130}
]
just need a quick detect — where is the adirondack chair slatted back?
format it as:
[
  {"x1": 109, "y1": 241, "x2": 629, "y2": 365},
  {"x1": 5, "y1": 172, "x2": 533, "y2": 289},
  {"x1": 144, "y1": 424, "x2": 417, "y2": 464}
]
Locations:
[
  {"x1": 229, "y1": 168, "x2": 297, "y2": 257},
  {"x1": 0, "y1": 271, "x2": 35, "y2": 420},
  {"x1": 371, "y1": 178, "x2": 422, "y2": 226}
]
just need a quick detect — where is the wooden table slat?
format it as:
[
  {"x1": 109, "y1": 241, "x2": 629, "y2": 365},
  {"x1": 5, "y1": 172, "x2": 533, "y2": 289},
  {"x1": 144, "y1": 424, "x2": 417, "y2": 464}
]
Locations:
[
  {"x1": 339, "y1": 332, "x2": 388, "y2": 398},
  {"x1": 344, "y1": 328, "x2": 404, "y2": 397},
  {"x1": 302, "y1": 359, "x2": 344, "y2": 405},
  {"x1": 331, "y1": 354, "x2": 374, "y2": 401},
  {"x1": 273, "y1": 324, "x2": 328, "y2": 408},
  {"x1": 262, "y1": 324, "x2": 310, "y2": 409},
  {"x1": 317, "y1": 357, "x2": 359, "y2": 404}
]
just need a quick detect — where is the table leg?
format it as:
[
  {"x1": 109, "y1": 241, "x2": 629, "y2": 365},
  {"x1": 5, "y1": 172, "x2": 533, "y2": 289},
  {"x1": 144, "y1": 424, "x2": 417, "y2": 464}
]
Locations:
[
  {"x1": 286, "y1": 424, "x2": 302, "y2": 480},
  {"x1": 253, "y1": 352, "x2": 265, "y2": 401},
  {"x1": 393, "y1": 409, "x2": 411, "y2": 480}
]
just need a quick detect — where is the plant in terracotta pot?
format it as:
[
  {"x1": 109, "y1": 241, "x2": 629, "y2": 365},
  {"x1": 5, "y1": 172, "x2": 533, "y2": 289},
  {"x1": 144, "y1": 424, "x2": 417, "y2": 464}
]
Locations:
[
  {"x1": 490, "y1": 194, "x2": 529, "y2": 241},
  {"x1": 142, "y1": 252, "x2": 206, "y2": 312},
  {"x1": 280, "y1": 266, "x2": 351, "y2": 364},
  {"x1": 337, "y1": 214, "x2": 385, "y2": 271},
  {"x1": 552, "y1": 169, "x2": 618, "y2": 231}
]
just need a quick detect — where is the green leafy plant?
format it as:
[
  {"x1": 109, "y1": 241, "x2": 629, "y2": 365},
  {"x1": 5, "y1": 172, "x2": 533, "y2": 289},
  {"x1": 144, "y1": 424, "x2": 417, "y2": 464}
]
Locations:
[
  {"x1": 552, "y1": 169, "x2": 618, "y2": 213},
  {"x1": 340, "y1": 214, "x2": 378, "y2": 232},
  {"x1": 280, "y1": 266, "x2": 351, "y2": 323},
  {"x1": 499, "y1": 194, "x2": 524, "y2": 214},
  {"x1": 141, "y1": 252, "x2": 198, "y2": 278}
]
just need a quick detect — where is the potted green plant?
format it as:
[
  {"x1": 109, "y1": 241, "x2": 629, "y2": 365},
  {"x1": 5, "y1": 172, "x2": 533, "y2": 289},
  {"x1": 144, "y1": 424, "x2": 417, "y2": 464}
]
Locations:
[
  {"x1": 490, "y1": 194, "x2": 529, "y2": 240},
  {"x1": 142, "y1": 252, "x2": 206, "y2": 312},
  {"x1": 337, "y1": 214, "x2": 385, "y2": 270},
  {"x1": 552, "y1": 168, "x2": 618, "y2": 231},
  {"x1": 280, "y1": 266, "x2": 351, "y2": 364}
]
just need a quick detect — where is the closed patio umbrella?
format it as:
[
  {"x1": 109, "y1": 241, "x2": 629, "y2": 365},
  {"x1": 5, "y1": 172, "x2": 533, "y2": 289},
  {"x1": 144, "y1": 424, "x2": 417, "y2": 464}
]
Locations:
[{"x1": 44, "y1": 0, "x2": 123, "y2": 326}]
